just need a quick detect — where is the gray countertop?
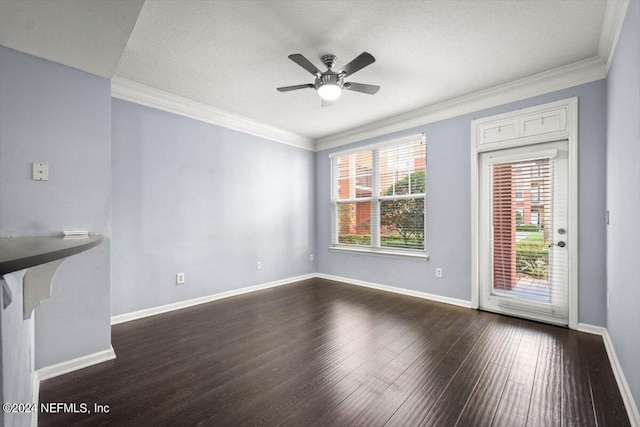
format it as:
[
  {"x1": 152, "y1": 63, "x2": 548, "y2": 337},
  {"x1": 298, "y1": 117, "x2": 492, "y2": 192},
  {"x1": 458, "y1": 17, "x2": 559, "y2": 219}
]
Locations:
[{"x1": 0, "y1": 235, "x2": 102, "y2": 276}]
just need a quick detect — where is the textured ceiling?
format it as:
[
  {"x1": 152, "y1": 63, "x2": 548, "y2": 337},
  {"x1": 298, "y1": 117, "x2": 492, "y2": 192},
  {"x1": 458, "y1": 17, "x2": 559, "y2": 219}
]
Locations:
[
  {"x1": 115, "y1": 0, "x2": 606, "y2": 139},
  {"x1": 0, "y1": 0, "x2": 610, "y2": 140},
  {"x1": 0, "y1": 0, "x2": 144, "y2": 78}
]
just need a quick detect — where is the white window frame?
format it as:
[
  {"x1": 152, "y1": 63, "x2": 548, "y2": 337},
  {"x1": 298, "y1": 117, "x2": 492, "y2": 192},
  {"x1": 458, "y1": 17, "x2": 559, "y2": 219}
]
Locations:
[{"x1": 329, "y1": 134, "x2": 428, "y2": 260}]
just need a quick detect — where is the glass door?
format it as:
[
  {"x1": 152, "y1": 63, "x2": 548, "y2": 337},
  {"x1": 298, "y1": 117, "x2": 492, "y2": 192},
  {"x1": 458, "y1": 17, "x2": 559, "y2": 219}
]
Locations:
[{"x1": 479, "y1": 141, "x2": 569, "y2": 325}]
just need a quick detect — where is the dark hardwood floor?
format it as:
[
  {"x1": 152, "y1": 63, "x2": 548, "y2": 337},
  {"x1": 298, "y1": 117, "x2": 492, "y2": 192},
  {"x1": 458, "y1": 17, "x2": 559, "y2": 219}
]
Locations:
[{"x1": 39, "y1": 278, "x2": 630, "y2": 426}]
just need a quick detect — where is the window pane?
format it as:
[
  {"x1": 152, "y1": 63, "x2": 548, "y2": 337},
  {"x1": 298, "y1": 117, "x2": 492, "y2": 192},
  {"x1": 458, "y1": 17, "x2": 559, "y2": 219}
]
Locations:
[
  {"x1": 331, "y1": 135, "x2": 426, "y2": 251},
  {"x1": 531, "y1": 183, "x2": 540, "y2": 204},
  {"x1": 491, "y1": 159, "x2": 551, "y2": 303},
  {"x1": 379, "y1": 140, "x2": 425, "y2": 197},
  {"x1": 337, "y1": 202, "x2": 371, "y2": 245},
  {"x1": 380, "y1": 198, "x2": 424, "y2": 249},
  {"x1": 336, "y1": 151, "x2": 373, "y2": 200}
]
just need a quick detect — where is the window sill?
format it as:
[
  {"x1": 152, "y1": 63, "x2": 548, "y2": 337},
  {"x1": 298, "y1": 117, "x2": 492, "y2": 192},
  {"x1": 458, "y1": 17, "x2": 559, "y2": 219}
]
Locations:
[{"x1": 328, "y1": 246, "x2": 429, "y2": 260}]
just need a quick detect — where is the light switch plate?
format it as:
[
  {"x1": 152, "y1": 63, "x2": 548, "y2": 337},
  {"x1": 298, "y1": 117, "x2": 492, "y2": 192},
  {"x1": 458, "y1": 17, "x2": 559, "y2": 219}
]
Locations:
[{"x1": 32, "y1": 163, "x2": 49, "y2": 181}]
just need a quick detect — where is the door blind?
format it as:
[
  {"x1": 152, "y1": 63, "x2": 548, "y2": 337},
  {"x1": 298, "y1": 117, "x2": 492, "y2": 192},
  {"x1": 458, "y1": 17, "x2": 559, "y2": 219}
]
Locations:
[{"x1": 490, "y1": 155, "x2": 568, "y2": 317}]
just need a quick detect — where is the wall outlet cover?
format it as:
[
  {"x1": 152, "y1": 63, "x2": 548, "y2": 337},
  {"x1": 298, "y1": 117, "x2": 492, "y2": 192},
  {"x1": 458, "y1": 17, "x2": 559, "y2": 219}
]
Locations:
[{"x1": 32, "y1": 162, "x2": 49, "y2": 181}]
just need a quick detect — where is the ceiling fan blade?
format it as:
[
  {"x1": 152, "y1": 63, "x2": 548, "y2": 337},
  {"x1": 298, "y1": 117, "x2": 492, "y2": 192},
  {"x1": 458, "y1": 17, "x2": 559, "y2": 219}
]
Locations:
[
  {"x1": 343, "y1": 82, "x2": 380, "y2": 95},
  {"x1": 338, "y1": 52, "x2": 375, "y2": 77},
  {"x1": 321, "y1": 99, "x2": 334, "y2": 107},
  {"x1": 277, "y1": 84, "x2": 314, "y2": 92},
  {"x1": 288, "y1": 54, "x2": 322, "y2": 76}
]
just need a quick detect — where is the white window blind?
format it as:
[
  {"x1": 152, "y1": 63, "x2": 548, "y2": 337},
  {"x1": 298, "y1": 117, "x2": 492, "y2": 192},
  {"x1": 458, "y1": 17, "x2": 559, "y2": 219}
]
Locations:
[
  {"x1": 491, "y1": 155, "x2": 569, "y2": 318},
  {"x1": 330, "y1": 135, "x2": 426, "y2": 254}
]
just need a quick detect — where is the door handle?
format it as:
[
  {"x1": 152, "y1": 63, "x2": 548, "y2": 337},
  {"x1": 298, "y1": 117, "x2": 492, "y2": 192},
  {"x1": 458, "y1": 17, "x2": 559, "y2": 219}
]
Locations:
[{"x1": 550, "y1": 241, "x2": 566, "y2": 248}]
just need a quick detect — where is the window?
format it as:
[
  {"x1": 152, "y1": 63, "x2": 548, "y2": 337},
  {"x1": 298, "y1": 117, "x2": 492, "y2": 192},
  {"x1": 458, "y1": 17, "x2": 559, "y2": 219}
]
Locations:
[
  {"x1": 531, "y1": 182, "x2": 541, "y2": 204},
  {"x1": 515, "y1": 185, "x2": 523, "y2": 200},
  {"x1": 531, "y1": 210, "x2": 539, "y2": 225},
  {"x1": 330, "y1": 134, "x2": 426, "y2": 255},
  {"x1": 516, "y1": 208, "x2": 524, "y2": 225},
  {"x1": 532, "y1": 163, "x2": 542, "y2": 177}
]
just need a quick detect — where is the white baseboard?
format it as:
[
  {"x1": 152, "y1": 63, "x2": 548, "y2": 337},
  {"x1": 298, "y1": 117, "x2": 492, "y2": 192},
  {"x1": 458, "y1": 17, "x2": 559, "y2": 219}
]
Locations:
[
  {"x1": 31, "y1": 347, "x2": 116, "y2": 425},
  {"x1": 577, "y1": 322, "x2": 605, "y2": 335},
  {"x1": 112, "y1": 272, "x2": 470, "y2": 326},
  {"x1": 602, "y1": 329, "x2": 640, "y2": 427},
  {"x1": 111, "y1": 273, "x2": 316, "y2": 325},
  {"x1": 315, "y1": 273, "x2": 473, "y2": 309},
  {"x1": 34, "y1": 272, "x2": 639, "y2": 427},
  {"x1": 36, "y1": 346, "x2": 116, "y2": 381},
  {"x1": 576, "y1": 323, "x2": 640, "y2": 426}
]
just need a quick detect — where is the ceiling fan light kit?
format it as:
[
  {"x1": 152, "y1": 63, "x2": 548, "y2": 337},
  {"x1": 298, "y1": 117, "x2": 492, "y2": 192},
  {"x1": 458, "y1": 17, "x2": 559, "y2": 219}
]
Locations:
[
  {"x1": 318, "y1": 84, "x2": 341, "y2": 101},
  {"x1": 278, "y1": 52, "x2": 380, "y2": 106}
]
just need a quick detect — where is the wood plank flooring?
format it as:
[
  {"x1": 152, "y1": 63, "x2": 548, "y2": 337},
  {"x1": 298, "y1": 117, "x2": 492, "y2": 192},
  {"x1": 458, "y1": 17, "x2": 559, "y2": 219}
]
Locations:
[{"x1": 38, "y1": 278, "x2": 630, "y2": 426}]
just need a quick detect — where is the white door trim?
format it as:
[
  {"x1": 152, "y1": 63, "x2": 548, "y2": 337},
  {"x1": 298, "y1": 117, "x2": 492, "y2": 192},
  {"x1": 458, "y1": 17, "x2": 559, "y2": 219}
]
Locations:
[{"x1": 471, "y1": 97, "x2": 578, "y2": 329}]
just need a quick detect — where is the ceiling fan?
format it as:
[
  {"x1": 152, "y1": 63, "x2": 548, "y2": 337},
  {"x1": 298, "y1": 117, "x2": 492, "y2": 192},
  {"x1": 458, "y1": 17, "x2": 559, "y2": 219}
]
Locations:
[{"x1": 277, "y1": 52, "x2": 380, "y2": 106}]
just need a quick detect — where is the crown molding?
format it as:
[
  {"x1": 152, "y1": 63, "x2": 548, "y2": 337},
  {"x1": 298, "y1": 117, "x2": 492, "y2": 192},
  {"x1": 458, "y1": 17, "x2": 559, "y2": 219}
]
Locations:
[
  {"x1": 599, "y1": 0, "x2": 630, "y2": 71},
  {"x1": 111, "y1": 1, "x2": 628, "y2": 153},
  {"x1": 110, "y1": 76, "x2": 315, "y2": 151},
  {"x1": 315, "y1": 57, "x2": 606, "y2": 151},
  {"x1": 316, "y1": 0, "x2": 629, "y2": 151}
]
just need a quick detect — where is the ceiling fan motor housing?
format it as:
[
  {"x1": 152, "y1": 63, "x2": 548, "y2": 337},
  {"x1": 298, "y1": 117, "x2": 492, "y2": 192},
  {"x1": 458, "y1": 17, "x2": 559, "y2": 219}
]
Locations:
[{"x1": 315, "y1": 71, "x2": 344, "y2": 90}]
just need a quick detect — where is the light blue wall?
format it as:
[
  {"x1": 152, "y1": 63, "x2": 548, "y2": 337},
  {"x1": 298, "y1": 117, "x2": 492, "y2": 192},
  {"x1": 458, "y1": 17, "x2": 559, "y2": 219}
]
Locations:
[
  {"x1": 0, "y1": 32, "x2": 623, "y2": 411},
  {"x1": 606, "y1": 0, "x2": 640, "y2": 412},
  {"x1": 111, "y1": 100, "x2": 316, "y2": 316},
  {"x1": 0, "y1": 46, "x2": 112, "y2": 369},
  {"x1": 316, "y1": 80, "x2": 607, "y2": 326}
]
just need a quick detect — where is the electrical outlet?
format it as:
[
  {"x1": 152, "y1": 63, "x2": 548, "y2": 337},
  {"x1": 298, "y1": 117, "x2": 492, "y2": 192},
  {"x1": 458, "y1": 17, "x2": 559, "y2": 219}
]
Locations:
[
  {"x1": 256, "y1": 261, "x2": 262, "y2": 270},
  {"x1": 309, "y1": 254, "x2": 314, "y2": 261},
  {"x1": 176, "y1": 272, "x2": 185, "y2": 284},
  {"x1": 435, "y1": 268, "x2": 443, "y2": 278}
]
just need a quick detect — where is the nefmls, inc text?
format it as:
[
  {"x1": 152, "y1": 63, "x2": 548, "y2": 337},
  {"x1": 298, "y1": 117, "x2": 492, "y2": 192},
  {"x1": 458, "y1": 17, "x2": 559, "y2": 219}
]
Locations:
[{"x1": 39, "y1": 402, "x2": 110, "y2": 414}]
